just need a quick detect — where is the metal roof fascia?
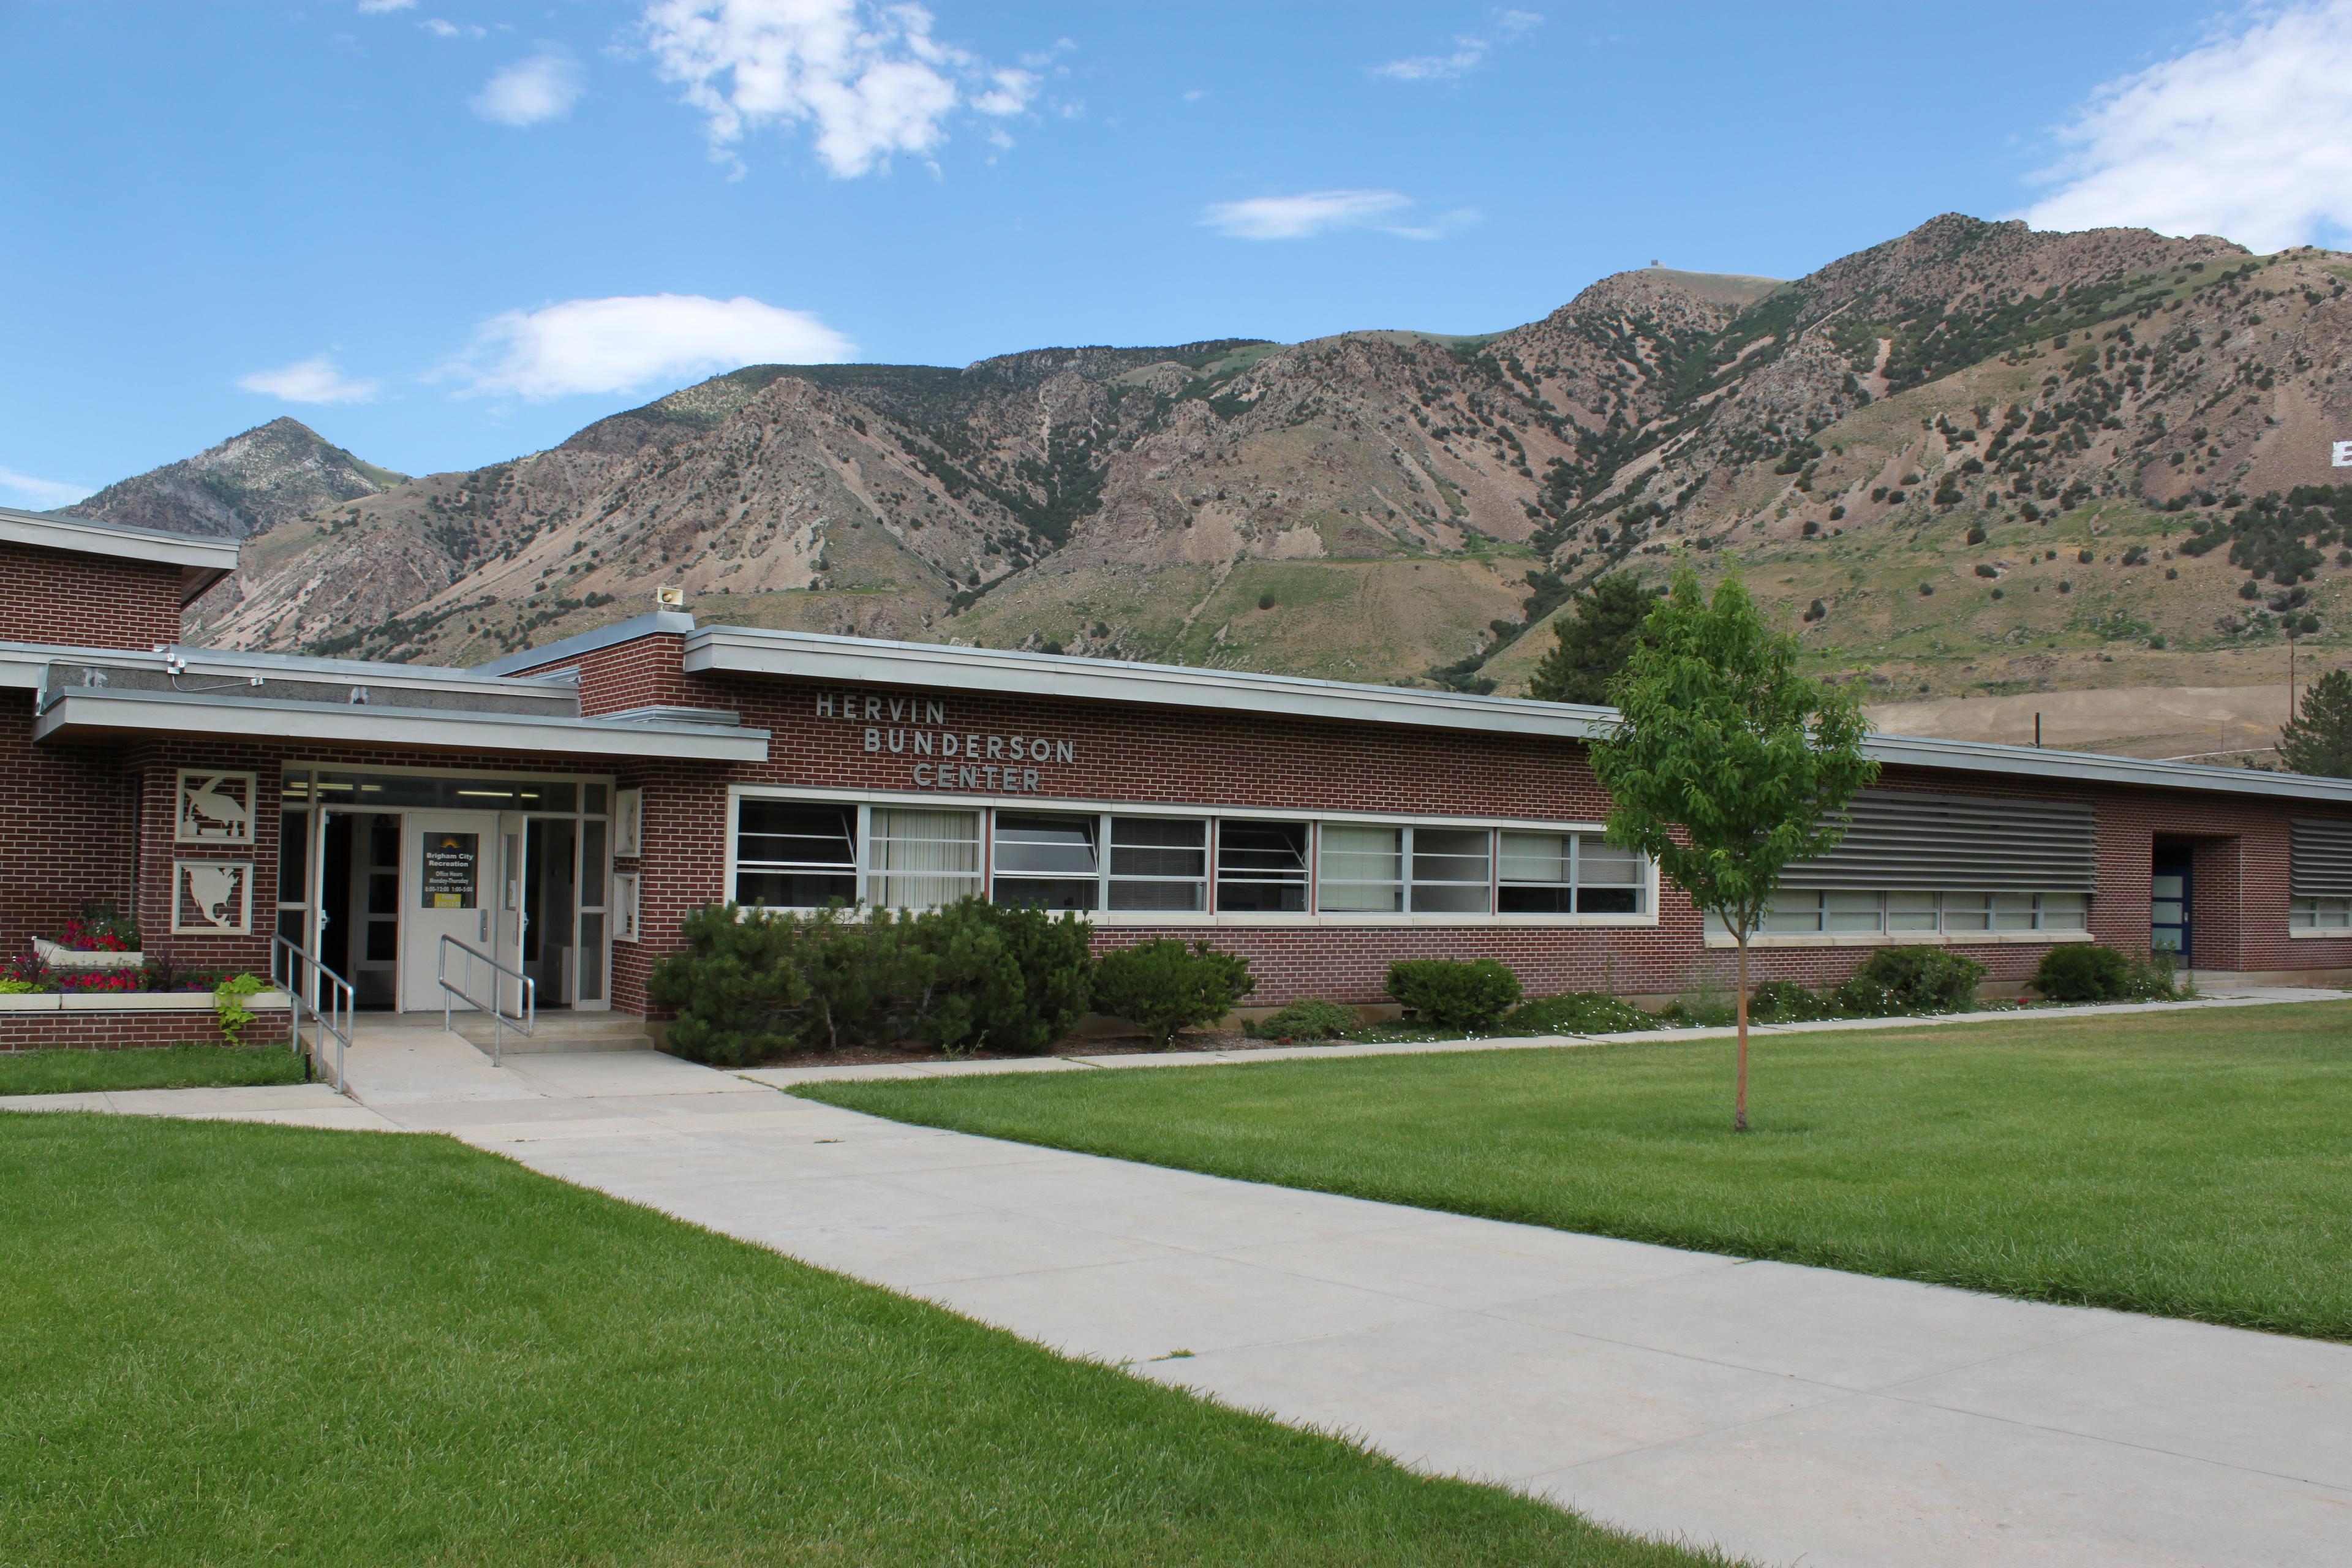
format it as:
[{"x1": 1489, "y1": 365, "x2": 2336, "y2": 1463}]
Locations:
[
  {"x1": 1861, "y1": 733, "x2": 2352, "y2": 805},
  {"x1": 683, "y1": 626, "x2": 1618, "y2": 740},
  {"x1": 467, "y1": 612, "x2": 698, "y2": 677},
  {"x1": 31, "y1": 687, "x2": 770, "y2": 760}
]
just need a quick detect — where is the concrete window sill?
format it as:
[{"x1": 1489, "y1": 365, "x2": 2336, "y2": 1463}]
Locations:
[{"x1": 1703, "y1": 931, "x2": 2098, "y2": 951}]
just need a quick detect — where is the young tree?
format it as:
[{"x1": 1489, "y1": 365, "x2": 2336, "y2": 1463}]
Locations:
[
  {"x1": 2278, "y1": 668, "x2": 2352, "y2": 777},
  {"x1": 1528, "y1": 573, "x2": 1655, "y2": 705},
  {"x1": 1591, "y1": 569, "x2": 1877, "y2": 1130}
]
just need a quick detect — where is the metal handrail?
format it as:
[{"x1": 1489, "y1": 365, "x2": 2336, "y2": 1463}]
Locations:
[
  {"x1": 438, "y1": 934, "x2": 535, "y2": 1066},
  {"x1": 271, "y1": 935, "x2": 355, "y2": 1097}
]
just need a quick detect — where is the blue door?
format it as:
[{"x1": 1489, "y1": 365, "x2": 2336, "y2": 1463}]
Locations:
[{"x1": 2151, "y1": 848, "x2": 2192, "y2": 965}]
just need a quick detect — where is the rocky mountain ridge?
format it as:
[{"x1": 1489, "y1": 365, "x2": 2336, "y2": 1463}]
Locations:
[
  {"x1": 66, "y1": 417, "x2": 406, "y2": 539},
  {"x1": 132, "y1": 215, "x2": 2352, "y2": 701}
]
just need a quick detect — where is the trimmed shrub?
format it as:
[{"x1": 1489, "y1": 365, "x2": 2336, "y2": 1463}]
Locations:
[
  {"x1": 2032, "y1": 944, "x2": 2182, "y2": 1003},
  {"x1": 1501, "y1": 990, "x2": 1654, "y2": 1035},
  {"x1": 1832, "y1": 947, "x2": 1986, "y2": 1016},
  {"x1": 1093, "y1": 940, "x2": 1254, "y2": 1050},
  {"x1": 1746, "y1": 979, "x2": 1842, "y2": 1023},
  {"x1": 647, "y1": 899, "x2": 1095, "y2": 1066},
  {"x1": 1247, "y1": 998, "x2": 1357, "y2": 1041},
  {"x1": 1386, "y1": 958, "x2": 1523, "y2": 1029}
]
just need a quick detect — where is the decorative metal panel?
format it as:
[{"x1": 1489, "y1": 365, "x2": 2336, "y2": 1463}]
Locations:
[
  {"x1": 176, "y1": 771, "x2": 255, "y2": 844},
  {"x1": 173, "y1": 861, "x2": 254, "y2": 935},
  {"x1": 1779, "y1": 789, "x2": 2097, "y2": 892},
  {"x1": 2291, "y1": 818, "x2": 2352, "y2": 897}
]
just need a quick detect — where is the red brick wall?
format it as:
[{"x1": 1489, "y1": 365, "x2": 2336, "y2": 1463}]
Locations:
[
  {"x1": 508, "y1": 633, "x2": 695, "y2": 715},
  {"x1": 0, "y1": 541, "x2": 186, "y2": 649},
  {"x1": 0, "y1": 694, "x2": 139, "y2": 957},
  {"x1": 0, "y1": 1006, "x2": 290, "y2": 1052}
]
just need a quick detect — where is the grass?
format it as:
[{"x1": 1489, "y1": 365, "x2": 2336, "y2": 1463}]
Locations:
[
  {"x1": 0, "y1": 1042, "x2": 309, "y2": 1097},
  {"x1": 0, "y1": 1111, "x2": 1725, "y2": 1567},
  {"x1": 802, "y1": 1002, "x2": 2352, "y2": 1343}
]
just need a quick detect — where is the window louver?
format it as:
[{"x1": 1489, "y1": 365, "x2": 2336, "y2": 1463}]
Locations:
[
  {"x1": 1779, "y1": 789, "x2": 2097, "y2": 893},
  {"x1": 2291, "y1": 818, "x2": 2352, "y2": 898}
]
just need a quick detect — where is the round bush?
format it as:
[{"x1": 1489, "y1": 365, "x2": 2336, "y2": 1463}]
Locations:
[
  {"x1": 1831, "y1": 947, "x2": 1986, "y2": 1017},
  {"x1": 1385, "y1": 959, "x2": 1523, "y2": 1029},
  {"x1": 2030, "y1": 943, "x2": 2178, "y2": 1003},
  {"x1": 1093, "y1": 939, "x2": 1255, "y2": 1050},
  {"x1": 1248, "y1": 998, "x2": 1357, "y2": 1041}
]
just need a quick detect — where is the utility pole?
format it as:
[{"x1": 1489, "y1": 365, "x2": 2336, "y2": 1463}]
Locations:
[
  {"x1": 2034, "y1": 711, "x2": 2042, "y2": 748},
  {"x1": 2289, "y1": 629, "x2": 2299, "y2": 723}
]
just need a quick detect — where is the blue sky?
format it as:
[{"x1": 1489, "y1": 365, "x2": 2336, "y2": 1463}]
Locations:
[{"x1": 6, "y1": 0, "x2": 2348, "y2": 500}]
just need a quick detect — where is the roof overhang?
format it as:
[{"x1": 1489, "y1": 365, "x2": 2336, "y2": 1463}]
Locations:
[
  {"x1": 33, "y1": 687, "x2": 769, "y2": 761},
  {"x1": 1862, "y1": 732, "x2": 2352, "y2": 807},
  {"x1": 684, "y1": 625, "x2": 1619, "y2": 742},
  {"x1": 0, "y1": 507, "x2": 241, "y2": 603}
]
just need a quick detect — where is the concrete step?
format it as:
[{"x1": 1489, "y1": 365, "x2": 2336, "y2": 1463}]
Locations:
[{"x1": 447, "y1": 1011, "x2": 654, "y2": 1055}]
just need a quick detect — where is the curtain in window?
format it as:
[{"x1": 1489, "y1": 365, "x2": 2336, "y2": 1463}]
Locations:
[
  {"x1": 1319, "y1": 824, "x2": 1402, "y2": 911},
  {"x1": 867, "y1": 808, "x2": 981, "y2": 908}
]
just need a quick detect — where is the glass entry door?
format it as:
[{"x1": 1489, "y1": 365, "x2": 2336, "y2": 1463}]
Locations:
[
  {"x1": 2151, "y1": 848, "x2": 2193, "y2": 965},
  {"x1": 401, "y1": 812, "x2": 498, "y2": 1012}
]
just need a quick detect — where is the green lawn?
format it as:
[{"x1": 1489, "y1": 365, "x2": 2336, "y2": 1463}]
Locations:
[
  {"x1": 0, "y1": 1042, "x2": 309, "y2": 1097},
  {"x1": 0, "y1": 1112, "x2": 1723, "y2": 1567},
  {"x1": 803, "y1": 1003, "x2": 2352, "y2": 1342}
]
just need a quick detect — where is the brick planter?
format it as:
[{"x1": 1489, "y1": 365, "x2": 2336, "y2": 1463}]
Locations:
[{"x1": 0, "y1": 990, "x2": 291, "y2": 1051}]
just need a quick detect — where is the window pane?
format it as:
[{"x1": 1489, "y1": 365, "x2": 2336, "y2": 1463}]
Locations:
[
  {"x1": 1498, "y1": 830, "x2": 1573, "y2": 913},
  {"x1": 1410, "y1": 827, "x2": 1490, "y2": 914},
  {"x1": 2040, "y1": 893, "x2": 2087, "y2": 930},
  {"x1": 578, "y1": 912, "x2": 606, "y2": 1002},
  {"x1": 1888, "y1": 891, "x2": 1939, "y2": 931},
  {"x1": 278, "y1": 811, "x2": 309, "y2": 904},
  {"x1": 867, "y1": 807, "x2": 981, "y2": 909},
  {"x1": 1319, "y1": 824, "x2": 1403, "y2": 912},
  {"x1": 1763, "y1": 891, "x2": 1823, "y2": 933},
  {"x1": 993, "y1": 812, "x2": 1099, "y2": 911},
  {"x1": 1216, "y1": 821, "x2": 1308, "y2": 912},
  {"x1": 1109, "y1": 818, "x2": 1205, "y2": 911},
  {"x1": 1825, "y1": 891, "x2": 1883, "y2": 933},
  {"x1": 1992, "y1": 892, "x2": 2037, "y2": 932},
  {"x1": 1942, "y1": 894, "x2": 1992, "y2": 933},
  {"x1": 581, "y1": 820, "x2": 608, "y2": 911},
  {"x1": 1577, "y1": 837, "x2": 1645, "y2": 914},
  {"x1": 736, "y1": 801, "x2": 858, "y2": 908},
  {"x1": 585, "y1": 783, "x2": 608, "y2": 815}
]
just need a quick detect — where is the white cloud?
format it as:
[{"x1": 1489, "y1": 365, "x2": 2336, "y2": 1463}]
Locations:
[
  {"x1": 356, "y1": 0, "x2": 417, "y2": 12},
  {"x1": 236, "y1": 355, "x2": 385, "y2": 405},
  {"x1": 641, "y1": 0, "x2": 1041, "y2": 178},
  {"x1": 0, "y1": 466, "x2": 91, "y2": 509},
  {"x1": 424, "y1": 18, "x2": 485, "y2": 39},
  {"x1": 471, "y1": 51, "x2": 585, "y2": 127},
  {"x1": 437, "y1": 293, "x2": 855, "y2": 400},
  {"x1": 1374, "y1": 7, "x2": 1540, "y2": 82},
  {"x1": 2024, "y1": 2, "x2": 2352, "y2": 251},
  {"x1": 1200, "y1": 190, "x2": 1478, "y2": 241}
]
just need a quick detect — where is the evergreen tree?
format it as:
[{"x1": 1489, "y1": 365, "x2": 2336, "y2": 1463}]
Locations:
[
  {"x1": 1591, "y1": 569, "x2": 1877, "y2": 1131},
  {"x1": 1528, "y1": 574, "x2": 1655, "y2": 705},
  {"x1": 2279, "y1": 668, "x2": 2352, "y2": 777}
]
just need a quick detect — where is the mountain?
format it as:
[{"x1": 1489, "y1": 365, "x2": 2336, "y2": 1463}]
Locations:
[
  {"x1": 170, "y1": 216, "x2": 2352, "y2": 704},
  {"x1": 66, "y1": 417, "x2": 407, "y2": 539}
]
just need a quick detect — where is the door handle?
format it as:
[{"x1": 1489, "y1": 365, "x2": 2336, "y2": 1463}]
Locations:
[{"x1": 480, "y1": 909, "x2": 489, "y2": 941}]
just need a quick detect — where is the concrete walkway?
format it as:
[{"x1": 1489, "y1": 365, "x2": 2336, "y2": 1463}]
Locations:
[{"x1": 7, "y1": 1000, "x2": 2351, "y2": 1566}]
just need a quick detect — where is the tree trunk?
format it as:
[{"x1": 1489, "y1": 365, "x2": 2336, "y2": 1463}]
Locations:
[{"x1": 1733, "y1": 935, "x2": 1751, "y2": 1133}]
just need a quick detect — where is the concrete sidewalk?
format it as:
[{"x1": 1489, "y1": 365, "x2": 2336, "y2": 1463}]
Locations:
[{"x1": 8, "y1": 1008, "x2": 2350, "y2": 1566}]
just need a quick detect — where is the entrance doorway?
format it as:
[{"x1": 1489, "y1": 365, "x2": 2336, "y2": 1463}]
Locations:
[
  {"x1": 522, "y1": 816, "x2": 577, "y2": 1006},
  {"x1": 318, "y1": 812, "x2": 402, "y2": 1009},
  {"x1": 2152, "y1": 846, "x2": 2193, "y2": 965},
  {"x1": 401, "y1": 812, "x2": 497, "y2": 1012}
]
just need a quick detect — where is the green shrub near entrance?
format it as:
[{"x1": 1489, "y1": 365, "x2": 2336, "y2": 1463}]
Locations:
[
  {"x1": 1385, "y1": 959, "x2": 1523, "y2": 1028},
  {"x1": 2032, "y1": 943, "x2": 2182, "y2": 1003},
  {"x1": 1092, "y1": 939, "x2": 1255, "y2": 1050},
  {"x1": 648, "y1": 900, "x2": 1095, "y2": 1066}
]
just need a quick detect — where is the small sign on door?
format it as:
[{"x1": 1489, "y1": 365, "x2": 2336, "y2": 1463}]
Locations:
[{"x1": 422, "y1": 834, "x2": 479, "y2": 909}]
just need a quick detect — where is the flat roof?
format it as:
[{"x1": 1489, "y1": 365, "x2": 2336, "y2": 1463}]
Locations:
[{"x1": 0, "y1": 505, "x2": 241, "y2": 602}]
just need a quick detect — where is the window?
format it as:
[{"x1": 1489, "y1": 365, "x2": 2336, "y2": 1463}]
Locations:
[
  {"x1": 1216, "y1": 821, "x2": 1308, "y2": 912},
  {"x1": 1824, "y1": 891, "x2": 1883, "y2": 933},
  {"x1": 2039, "y1": 893, "x2": 2088, "y2": 930},
  {"x1": 1109, "y1": 816, "x2": 1206, "y2": 911},
  {"x1": 1574, "y1": 840, "x2": 1646, "y2": 914},
  {"x1": 1498, "y1": 831, "x2": 1648, "y2": 915},
  {"x1": 736, "y1": 801, "x2": 857, "y2": 908},
  {"x1": 992, "y1": 812, "x2": 1099, "y2": 911},
  {"x1": 1941, "y1": 893, "x2": 1992, "y2": 933},
  {"x1": 1411, "y1": 827, "x2": 1491, "y2": 913},
  {"x1": 867, "y1": 807, "x2": 981, "y2": 909},
  {"x1": 1887, "y1": 891, "x2": 1939, "y2": 932},
  {"x1": 1763, "y1": 890, "x2": 1825, "y2": 934},
  {"x1": 1993, "y1": 893, "x2": 2038, "y2": 932},
  {"x1": 2294, "y1": 895, "x2": 2352, "y2": 929},
  {"x1": 1319, "y1": 824, "x2": 1402, "y2": 911}
]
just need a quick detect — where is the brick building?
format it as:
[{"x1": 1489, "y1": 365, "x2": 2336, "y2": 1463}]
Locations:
[{"x1": 6, "y1": 504, "x2": 2350, "y2": 1047}]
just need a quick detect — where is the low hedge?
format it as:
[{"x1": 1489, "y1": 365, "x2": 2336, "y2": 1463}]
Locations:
[{"x1": 1385, "y1": 959, "x2": 1523, "y2": 1029}]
